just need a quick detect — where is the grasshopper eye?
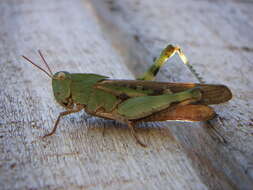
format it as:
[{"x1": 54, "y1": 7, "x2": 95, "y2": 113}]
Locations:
[{"x1": 57, "y1": 72, "x2": 66, "y2": 80}]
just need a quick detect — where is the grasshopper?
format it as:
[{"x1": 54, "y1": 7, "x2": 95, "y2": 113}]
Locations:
[{"x1": 22, "y1": 45, "x2": 232, "y2": 147}]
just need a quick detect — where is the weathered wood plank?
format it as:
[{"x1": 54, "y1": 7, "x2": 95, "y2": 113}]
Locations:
[
  {"x1": 0, "y1": 0, "x2": 253, "y2": 190},
  {"x1": 91, "y1": 0, "x2": 253, "y2": 189}
]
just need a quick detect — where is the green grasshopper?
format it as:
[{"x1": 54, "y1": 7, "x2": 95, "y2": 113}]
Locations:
[{"x1": 22, "y1": 45, "x2": 232, "y2": 147}]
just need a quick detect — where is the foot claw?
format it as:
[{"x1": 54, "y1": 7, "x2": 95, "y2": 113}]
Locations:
[{"x1": 136, "y1": 139, "x2": 147, "y2": 147}]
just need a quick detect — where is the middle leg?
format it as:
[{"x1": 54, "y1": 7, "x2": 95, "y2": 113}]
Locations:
[{"x1": 127, "y1": 121, "x2": 147, "y2": 147}]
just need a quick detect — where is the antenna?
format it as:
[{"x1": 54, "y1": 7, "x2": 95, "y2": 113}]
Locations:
[
  {"x1": 38, "y1": 50, "x2": 53, "y2": 76},
  {"x1": 22, "y1": 54, "x2": 52, "y2": 78}
]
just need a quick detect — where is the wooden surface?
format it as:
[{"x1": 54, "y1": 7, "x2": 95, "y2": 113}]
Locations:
[{"x1": 1, "y1": 0, "x2": 253, "y2": 189}]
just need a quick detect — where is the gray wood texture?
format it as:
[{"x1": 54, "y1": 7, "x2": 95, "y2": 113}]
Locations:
[{"x1": 1, "y1": 0, "x2": 253, "y2": 189}]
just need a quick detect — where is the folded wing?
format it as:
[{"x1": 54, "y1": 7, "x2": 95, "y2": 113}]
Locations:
[{"x1": 96, "y1": 80, "x2": 232, "y2": 105}]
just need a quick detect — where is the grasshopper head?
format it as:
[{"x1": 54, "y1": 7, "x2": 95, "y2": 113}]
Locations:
[
  {"x1": 52, "y1": 71, "x2": 72, "y2": 107},
  {"x1": 22, "y1": 51, "x2": 72, "y2": 108}
]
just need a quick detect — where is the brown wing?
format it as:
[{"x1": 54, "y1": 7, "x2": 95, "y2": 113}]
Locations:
[
  {"x1": 136, "y1": 104, "x2": 216, "y2": 122},
  {"x1": 100, "y1": 80, "x2": 232, "y2": 105}
]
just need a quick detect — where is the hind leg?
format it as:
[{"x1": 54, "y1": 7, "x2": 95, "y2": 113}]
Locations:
[{"x1": 137, "y1": 44, "x2": 203, "y2": 82}]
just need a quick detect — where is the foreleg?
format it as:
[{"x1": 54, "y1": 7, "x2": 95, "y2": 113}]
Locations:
[{"x1": 43, "y1": 104, "x2": 84, "y2": 138}]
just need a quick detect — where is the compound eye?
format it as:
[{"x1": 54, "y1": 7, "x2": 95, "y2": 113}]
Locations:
[{"x1": 57, "y1": 72, "x2": 66, "y2": 80}]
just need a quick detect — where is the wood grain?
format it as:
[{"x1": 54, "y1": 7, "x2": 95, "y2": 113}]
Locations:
[{"x1": 1, "y1": 0, "x2": 253, "y2": 189}]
